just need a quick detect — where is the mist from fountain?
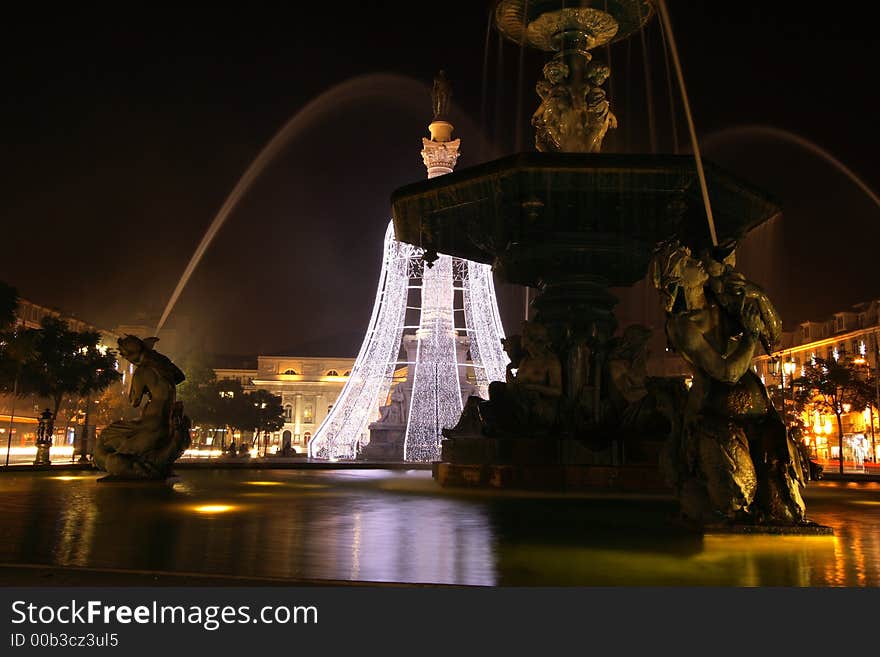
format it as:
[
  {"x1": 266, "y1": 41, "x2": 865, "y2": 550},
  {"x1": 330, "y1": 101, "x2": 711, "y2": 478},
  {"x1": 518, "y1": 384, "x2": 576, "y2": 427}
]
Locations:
[
  {"x1": 701, "y1": 124, "x2": 880, "y2": 212},
  {"x1": 155, "y1": 73, "x2": 492, "y2": 334}
]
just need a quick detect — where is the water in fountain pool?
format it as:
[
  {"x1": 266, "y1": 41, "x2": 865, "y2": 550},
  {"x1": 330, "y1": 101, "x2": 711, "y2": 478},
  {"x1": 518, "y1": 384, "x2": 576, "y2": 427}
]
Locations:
[{"x1": 0, "y1": 469, "x2": 877, "y2": 586}]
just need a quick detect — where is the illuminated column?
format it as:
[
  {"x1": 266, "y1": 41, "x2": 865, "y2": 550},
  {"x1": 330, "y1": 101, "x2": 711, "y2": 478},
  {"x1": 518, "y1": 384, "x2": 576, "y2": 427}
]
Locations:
[
  {"x1": 421, "y1": 121, "x2": 460, "y2": 179},
  {"x1": 402, "y1": 121, "x2": 464, "y2": 461},
  {"x1": 309, "y1": 75, "x2": 509, "y2": 461}
]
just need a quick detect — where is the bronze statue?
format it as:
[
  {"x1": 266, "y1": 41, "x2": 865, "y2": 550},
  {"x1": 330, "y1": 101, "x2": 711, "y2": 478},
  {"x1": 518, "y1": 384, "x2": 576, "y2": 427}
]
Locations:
[
  {"x1": 480, "y1": 320, "x2": 563, "y2": 437},
  {"x1": 649, "y1": 240, "x2": 806, "y2": 525},
  {"x1": 93, "y1": 335, "x2": 191, "y2": 479},
  {"x1": 432, "y1": 70, "x2": 452, "y2": 120},
  {"x1": 532, "y1": 56, "x2": 616, "y2": 153}
]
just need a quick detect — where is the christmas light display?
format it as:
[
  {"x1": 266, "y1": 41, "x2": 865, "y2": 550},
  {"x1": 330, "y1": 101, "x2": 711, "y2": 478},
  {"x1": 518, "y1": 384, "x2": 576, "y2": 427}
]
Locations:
[{"x1": 309, "y1": 112, "x2": 508, "y2": 460}]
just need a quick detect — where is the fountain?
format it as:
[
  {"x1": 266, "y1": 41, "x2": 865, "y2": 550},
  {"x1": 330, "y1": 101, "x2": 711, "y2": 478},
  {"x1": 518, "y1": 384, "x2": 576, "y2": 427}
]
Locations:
[{"x1": 391, "y1": 0, "x2": 829, "y2": 532}]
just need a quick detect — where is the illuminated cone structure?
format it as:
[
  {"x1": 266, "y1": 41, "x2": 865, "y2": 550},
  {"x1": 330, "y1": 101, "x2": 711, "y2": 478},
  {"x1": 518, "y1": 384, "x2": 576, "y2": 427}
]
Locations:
[{"x1": 308, "y1": 116, "x2": 508, "y2": 461}]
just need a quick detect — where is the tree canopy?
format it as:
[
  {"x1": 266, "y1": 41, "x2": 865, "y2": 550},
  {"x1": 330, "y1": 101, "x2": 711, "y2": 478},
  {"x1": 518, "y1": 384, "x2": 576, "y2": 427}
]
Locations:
[
  {"x1": 794, "y1": 356, "x2": 874, "y2": 473},
  {"x1": 19, "y1": 316, "x2": 121, "y2": 418}
]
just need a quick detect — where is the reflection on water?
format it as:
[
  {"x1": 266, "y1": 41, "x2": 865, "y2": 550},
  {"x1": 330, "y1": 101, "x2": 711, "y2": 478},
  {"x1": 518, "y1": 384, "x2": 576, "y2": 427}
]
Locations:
[{"x1": 0, "y1": 470, "x2": 877, "y2": 586}]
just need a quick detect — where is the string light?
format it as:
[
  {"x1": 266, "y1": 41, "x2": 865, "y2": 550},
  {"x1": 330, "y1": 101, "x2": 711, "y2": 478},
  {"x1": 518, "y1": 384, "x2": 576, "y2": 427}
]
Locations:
[
  {"x1": 309, "y1": 222, "x2": 411, "y2": 459},
  {"x1": 309, "y1": 124, "x2": 509, "y2": 460}
]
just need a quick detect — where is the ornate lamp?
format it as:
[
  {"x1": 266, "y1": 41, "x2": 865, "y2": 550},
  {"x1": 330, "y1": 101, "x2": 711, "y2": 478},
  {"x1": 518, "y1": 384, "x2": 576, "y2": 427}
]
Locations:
[{"x1": 33, "y1": 408, "x2": 54, "y2": 466}]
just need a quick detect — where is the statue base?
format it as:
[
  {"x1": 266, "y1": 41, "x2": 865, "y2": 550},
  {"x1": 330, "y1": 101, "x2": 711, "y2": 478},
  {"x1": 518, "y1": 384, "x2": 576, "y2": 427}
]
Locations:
[
  {"x1": 360, "y1": 423, "x2": 405, "y2": 461},
  {"x1": 32, "y1": 444, "x2": 51, "y2": 466}
]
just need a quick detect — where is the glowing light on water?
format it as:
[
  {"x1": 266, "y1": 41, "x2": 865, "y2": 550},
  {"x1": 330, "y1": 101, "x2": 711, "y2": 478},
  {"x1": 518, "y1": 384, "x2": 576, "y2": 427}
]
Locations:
[
  {"x1": 191, "y1": 504, "x2": 236, "y2": 514},
  {"x1": 244, "y1": 481, "x2": 284, "y2": 487}
]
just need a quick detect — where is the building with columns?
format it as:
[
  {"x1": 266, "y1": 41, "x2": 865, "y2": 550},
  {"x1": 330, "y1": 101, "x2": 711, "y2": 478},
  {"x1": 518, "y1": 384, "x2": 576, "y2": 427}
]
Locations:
[{"x1": 214, "y1": 354, "x2": 408, "y2": 454}]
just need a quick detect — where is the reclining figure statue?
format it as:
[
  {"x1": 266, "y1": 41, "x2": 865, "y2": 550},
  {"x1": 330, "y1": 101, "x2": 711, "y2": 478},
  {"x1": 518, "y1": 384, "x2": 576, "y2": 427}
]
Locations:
[{"x1": 94, "y1": 335, "x2": 191, "y2": 479}]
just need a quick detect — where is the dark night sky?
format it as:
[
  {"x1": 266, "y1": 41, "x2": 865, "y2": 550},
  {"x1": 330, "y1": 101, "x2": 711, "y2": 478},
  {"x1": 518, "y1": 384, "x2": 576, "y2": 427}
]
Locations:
[{"x1": 1, "y1": 2, "x2": 877, "y2": 357}]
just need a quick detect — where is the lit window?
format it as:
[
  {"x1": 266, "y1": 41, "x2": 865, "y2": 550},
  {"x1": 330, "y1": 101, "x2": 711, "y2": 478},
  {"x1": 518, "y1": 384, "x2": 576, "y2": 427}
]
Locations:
[
  {"x1": 326, "y1": 370, "x2": 339, "y2": 377},
  {"x1": 284, "y1": 369, "x2": 298, "y2": 375}
]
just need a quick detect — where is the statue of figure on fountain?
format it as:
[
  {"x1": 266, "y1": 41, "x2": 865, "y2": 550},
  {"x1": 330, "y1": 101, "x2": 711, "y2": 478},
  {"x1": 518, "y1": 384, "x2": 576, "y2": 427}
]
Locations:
[
  {"x1": 93, "y1": 335, "x2": 191, "y2": 480},
  {"x1": 432, "y1": 70, "x2": 452, "y2": 120},
  {"x1": 532, "y1": 55, "x2": 616, "y2": 153},
  {"x1": 649, "y1": 239, "x2": 806, "y2": 525},
  {"x1": 480, "y1": 321, "x2": 564, "y2": 437}
]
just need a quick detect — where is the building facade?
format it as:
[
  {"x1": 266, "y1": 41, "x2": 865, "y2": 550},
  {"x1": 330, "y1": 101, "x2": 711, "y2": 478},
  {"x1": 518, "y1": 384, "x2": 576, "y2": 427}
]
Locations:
[
  {"x1": 215, "y1": 354, "x2": 381, "y2": 454},
  {"x1": 1, "y1": 297, "x2": 121, "y2": 463},
  {"x1": 753, "y1": 299, "x2": 880, "y2": 466}
]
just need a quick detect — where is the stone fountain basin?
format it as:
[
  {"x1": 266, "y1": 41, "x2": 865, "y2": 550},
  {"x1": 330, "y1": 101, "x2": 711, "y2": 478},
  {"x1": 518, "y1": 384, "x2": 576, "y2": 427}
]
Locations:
[{"x1": 391, "y1": 152, "x2": 780, "y2": 287}]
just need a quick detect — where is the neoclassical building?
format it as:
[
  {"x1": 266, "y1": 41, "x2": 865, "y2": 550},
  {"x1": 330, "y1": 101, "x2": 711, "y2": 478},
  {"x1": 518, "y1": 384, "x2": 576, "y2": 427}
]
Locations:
[{"x1": 215, "y1": 354, "x2": 405, "y2": 454}]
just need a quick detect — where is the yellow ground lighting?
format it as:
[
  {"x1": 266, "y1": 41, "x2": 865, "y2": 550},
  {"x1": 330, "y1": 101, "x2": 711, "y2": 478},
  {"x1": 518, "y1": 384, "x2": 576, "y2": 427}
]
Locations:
[
  {"x1": 51, "y1": 476, "x2": 92, "y2": 481},
  {"x1": 191, "y1": 504, "x2": 237, "y2": 514},
  {"x1": 244, "y1": 481, "x2": 284, "y2": 486}
]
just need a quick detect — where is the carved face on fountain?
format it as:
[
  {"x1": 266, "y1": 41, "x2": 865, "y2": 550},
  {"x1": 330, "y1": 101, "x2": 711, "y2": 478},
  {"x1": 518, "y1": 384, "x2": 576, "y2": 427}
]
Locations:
[{"x1": 649, "y1": 241, "x2": 708, "y2": 313}]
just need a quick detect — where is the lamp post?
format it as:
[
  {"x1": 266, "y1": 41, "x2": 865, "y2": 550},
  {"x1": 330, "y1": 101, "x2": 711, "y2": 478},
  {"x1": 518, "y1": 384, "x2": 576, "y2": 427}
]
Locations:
[
  {"x1": 782, "y1": 357, "x2": 796, "y2": 438},
  {"x1": 78, "y1": 394, "x2": 91, "y2": 464},
  {"x1": 872, "y1": 331, "x2": 880, "y2": 465},
  {"x1": 773, "y1": 354, "x2": 796, "y2": 438},
  {"x1": 33, "y1": 408, "x2": 54, "y2": 466},
  {"x1": 4, "y1": 377, "x2": 17, "y2": 467}
]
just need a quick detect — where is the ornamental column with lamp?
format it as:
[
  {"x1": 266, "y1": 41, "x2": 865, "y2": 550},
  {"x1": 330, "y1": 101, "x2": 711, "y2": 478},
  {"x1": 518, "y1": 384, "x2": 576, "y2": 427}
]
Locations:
[
  {"x1": 771, "y1": 354, "x2": 796, "y2": 438},
  {"x1": 782, "y1": 356, "x2": 796, "y2": 437},
  {"x1": 33, "y1": 408, "x2": 54, "y2": 466}
]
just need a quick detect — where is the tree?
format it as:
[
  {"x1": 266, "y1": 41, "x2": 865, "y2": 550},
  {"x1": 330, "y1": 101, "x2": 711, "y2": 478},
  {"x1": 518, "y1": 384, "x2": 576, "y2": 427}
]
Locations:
[
  {"x1": 794, "y1": 356, "x2": 874, "y2": 474},
  {"x1": 0, "y1": 284, "x2": 38, "y2": 465},
  {"x1": 247, "y1": 389, "x2": 285, "y2": 455},
  {"x1": 21, "y1": 317, "x2": 121, "y2": 425},
  {"x1": 765, "y1": 364, "x2": 809, "y2": 433},
  {"x1": 176, "y1": 352, "x2": 221, "y2": 444}
]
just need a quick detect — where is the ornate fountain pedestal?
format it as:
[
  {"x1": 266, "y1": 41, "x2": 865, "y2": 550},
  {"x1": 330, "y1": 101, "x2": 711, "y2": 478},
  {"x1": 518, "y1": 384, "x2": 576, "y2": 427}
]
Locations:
[
  {"x1": 392, "y1": 152, "x2": 780, "y2": 492},
  {"x1": 391, "y1": 0, "x2": 827, "y2": 531}
]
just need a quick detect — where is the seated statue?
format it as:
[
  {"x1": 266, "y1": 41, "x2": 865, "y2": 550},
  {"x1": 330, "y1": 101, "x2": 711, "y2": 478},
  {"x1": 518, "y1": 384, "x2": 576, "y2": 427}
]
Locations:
[
  {"x1": 649, "y1": 240, "x2": 806, "y2": 525},
  {"x1": 93, "y1": 335, "x2": 191, "y2": 479},
  {"x1": 480, "y1": 320, "x2": 563, "y2": 437}
]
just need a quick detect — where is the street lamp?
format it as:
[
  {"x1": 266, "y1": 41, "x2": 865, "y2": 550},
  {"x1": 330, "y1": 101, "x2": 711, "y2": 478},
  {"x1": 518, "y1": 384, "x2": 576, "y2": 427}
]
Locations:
[
  {"x1": 773, "y1": 355, "x2": 797, "y2": 438},
  {"x1": 33, "y1": 408, "x2": 54, "y2": 466},
  {"x1": 782, "y1": 358, "x2": 796, "y2": 434}
]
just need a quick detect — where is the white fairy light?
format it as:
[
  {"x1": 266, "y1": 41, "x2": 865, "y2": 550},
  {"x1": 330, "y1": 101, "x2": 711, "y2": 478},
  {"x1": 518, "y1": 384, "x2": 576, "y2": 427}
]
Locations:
[
  {"x1": 309, "y1": 118, "x2": 509, "y2": 461},
  {"x1": 404, "y1": 255, "x2": 463, "y2": 461},
  {"x1": 463, "y1": 261, "x2": 508, "y2": 397},
  {"x1": 309, "y1": 222, "x2": 412, "y2": 459}
]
